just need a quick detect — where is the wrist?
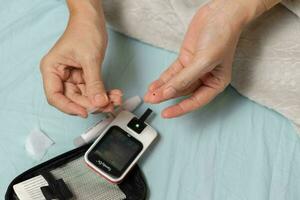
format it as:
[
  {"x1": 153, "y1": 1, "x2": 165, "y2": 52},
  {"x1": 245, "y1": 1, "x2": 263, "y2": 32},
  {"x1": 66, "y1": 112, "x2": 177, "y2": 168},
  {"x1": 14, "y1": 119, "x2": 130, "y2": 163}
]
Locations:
[{"x1": 66, "y1": 0, "x2": 107, "y2": 38}]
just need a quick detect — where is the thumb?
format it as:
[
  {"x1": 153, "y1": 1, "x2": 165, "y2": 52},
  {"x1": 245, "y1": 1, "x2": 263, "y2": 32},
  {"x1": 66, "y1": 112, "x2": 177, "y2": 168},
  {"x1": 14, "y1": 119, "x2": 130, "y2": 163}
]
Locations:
[{"x1": 82, "y1": 58, "x2": 109, "y2": 107}]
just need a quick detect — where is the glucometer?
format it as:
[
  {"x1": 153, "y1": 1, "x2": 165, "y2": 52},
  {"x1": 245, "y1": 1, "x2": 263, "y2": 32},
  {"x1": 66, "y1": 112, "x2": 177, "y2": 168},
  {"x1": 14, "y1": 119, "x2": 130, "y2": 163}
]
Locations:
[{"x1": 84, "y1": 109, "x2": 157, "y2": 183}]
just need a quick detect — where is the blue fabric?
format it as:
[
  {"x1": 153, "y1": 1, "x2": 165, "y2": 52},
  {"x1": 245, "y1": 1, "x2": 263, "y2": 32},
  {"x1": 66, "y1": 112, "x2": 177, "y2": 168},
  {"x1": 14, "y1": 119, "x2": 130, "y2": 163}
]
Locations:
[{"x1": 1, "y1": 1, "x2": 300, "y2": 199}]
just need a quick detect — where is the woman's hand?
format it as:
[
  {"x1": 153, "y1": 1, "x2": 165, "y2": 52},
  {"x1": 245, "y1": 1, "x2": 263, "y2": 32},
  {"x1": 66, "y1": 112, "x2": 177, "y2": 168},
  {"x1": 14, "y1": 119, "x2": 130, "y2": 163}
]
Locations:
[
  {"x1": 144, "y1": 0, "x2": 276, "y2": 118},
  {"x1": 40, "y1": 0, "x2": 122, "y2": 118}
]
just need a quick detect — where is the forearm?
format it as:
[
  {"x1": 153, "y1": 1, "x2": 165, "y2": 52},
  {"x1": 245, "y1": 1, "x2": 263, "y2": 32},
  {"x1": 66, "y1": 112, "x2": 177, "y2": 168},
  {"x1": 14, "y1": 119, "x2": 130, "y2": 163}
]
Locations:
[
  {"x1": 65, "y1": 0, "x2": 107, "y2": 45},
  {"x1": 66, "y1": 0, "x2": 106, "y2": 27},
  {"x1": 67, "y1": 0, "x2": 104, "y2": 16}
]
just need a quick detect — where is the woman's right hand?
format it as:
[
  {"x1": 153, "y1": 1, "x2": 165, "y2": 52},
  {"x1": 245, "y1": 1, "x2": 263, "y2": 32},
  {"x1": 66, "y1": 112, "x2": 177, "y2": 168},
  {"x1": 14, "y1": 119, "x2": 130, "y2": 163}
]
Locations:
[{"x1": 40, "y1": 0, "x2": 122, "y2": 118}]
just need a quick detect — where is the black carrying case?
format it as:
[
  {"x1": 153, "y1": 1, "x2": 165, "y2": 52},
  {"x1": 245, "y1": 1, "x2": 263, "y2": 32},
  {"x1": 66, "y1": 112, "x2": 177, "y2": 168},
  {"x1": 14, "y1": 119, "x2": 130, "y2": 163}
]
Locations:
[{"x1": 5, "y1": 144, "x2": 147, "y2": 200}]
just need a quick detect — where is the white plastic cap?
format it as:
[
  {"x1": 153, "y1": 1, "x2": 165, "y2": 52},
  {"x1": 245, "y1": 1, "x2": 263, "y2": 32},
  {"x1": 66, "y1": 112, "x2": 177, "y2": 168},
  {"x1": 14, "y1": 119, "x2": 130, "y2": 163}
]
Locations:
[
  {"x1": 73, "y1": 136, "x2": 86, "y2": 147},
  {"x1": 122, "y1": 96, "x2": 142, "y2": 112}
]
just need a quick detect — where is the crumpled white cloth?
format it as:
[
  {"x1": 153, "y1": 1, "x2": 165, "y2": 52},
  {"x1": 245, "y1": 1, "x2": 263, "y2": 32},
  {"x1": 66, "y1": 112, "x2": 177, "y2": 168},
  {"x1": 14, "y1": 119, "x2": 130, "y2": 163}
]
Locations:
[{"x1": 102, "y1": 0, "x2": 300, "y2": 133}]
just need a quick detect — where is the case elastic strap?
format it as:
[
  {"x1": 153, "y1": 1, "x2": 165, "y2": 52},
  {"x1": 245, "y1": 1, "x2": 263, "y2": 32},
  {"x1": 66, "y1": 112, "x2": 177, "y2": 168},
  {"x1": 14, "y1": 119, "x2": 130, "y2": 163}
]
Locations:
[{"x1": 40, "y1": 172, "x2": 73, "y2": 200}]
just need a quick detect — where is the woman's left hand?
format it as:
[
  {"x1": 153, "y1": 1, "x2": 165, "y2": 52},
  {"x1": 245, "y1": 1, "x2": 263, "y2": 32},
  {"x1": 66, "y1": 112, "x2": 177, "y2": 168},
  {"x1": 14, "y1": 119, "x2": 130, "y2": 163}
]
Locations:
[{"x1": 144, "y1": 0, "x2": 257, "y2": 118}]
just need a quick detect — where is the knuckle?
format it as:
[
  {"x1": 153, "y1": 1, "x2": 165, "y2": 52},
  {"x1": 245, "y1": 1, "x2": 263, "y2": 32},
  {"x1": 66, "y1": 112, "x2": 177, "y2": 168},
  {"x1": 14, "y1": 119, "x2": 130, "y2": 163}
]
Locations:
[
  {"x1": 86, "y1": 80, "x2": 102, "y2": 87},
  {"x1": 46, "y1": 96, "x2": 55, "y2": 106},
  {"x1": 174, "y1": 77, "x2": 192, "y2": 91},
  {"x1": 86, "y1": 81, "x2": 104, "y2": 94},
  {"x1": 40, "y1": 56, "x2": 48, "y2": 71},
  {"x1": 195, "y1": 51, "x2": 216, "y2": 68},
  {"x1": 217, "y1": 79, "x2": 230, "y2": 93},
  {"x1": 82, "y1": 53, "x2": 102, "y2": 65},
  {"x1": 220, "y1": 75, "x2": 231, "y2": 91},
  {"x1": 178, "y1": 79, "x2": 191, "y2": 90},
  {"x1": 224, "y1": 77, "x2": 231, "y2": 88},
  {"x1": 201, "y1": 56, "x2": 214, "y2": 68},
  {"x1": 190, "y1": 96, "x2": 202, "y2": 108},
  {"x1": 40, "y1": 54, "x2": 54, "y2": 73},
  {"x1": 206, "y1": 72, "x2": 231, "y2": 92},
  {"x1": 179, "y1": 48, "x2": 194, "y2": 66}
]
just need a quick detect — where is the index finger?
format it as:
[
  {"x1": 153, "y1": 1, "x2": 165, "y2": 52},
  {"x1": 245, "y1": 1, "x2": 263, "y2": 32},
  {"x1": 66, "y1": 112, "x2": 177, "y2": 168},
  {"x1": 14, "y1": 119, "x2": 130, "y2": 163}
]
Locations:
[
  {"x1": 147, "y1": 55, "x2": 216, "y2": 103},
  {"x1": 148, "y1": 59, "x2": 184, "y2": 92}
]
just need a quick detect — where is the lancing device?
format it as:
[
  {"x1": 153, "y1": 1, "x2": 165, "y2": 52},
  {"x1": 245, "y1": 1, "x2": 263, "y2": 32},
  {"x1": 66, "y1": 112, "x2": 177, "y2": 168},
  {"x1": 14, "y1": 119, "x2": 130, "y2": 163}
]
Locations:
[{"x1": 73, "y1": 96, "x2": 142, "y2": 147}]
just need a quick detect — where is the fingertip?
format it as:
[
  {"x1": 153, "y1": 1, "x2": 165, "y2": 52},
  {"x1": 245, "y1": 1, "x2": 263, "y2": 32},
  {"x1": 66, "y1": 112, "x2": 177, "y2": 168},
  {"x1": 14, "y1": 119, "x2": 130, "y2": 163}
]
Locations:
[
  {"x1": 108, "y1": 94, "x2": 123, "y2": 106},
  {"x1": 144, "y1": 91, "x2": 159, "y2": 103},
  {"x1": 79, "y1": 113, "x2": 88, "y2": 118},
  {"x1": 148, "y1": 90, "x2": 166, "y2": 104},
  {"x1": 109, "y1": 89, "x2": 123, "y2": 96},
  {"x1": 161, "y1": 109, "x2": 173, "y2": 118},
  {"x1": 60, "y1": 99, "x2": 88, "y2": 118},
  {"x1": 92, "y1": 93, "x2": 109, "y2": 107},
  {"x1": 77, "y1": 108, "x2": 88, "y2": 118},
  {"x1": 147, "y1": 84, "x2": 178, "y2": 104},
  {"x1": 162, "y1": 105, "x2": 184, "y2": 118},
  {"x1": 161, "y1": 111, "x2": 169, "y2": 118}
]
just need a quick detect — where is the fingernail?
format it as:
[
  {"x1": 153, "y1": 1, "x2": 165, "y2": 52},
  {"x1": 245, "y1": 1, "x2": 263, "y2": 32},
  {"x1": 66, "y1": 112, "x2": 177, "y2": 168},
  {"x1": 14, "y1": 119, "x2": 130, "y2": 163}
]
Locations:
[
  {"x1": 143, "y1": 96, "x2": 149, "y2": 102},
  {"x1": 161, "y1": 112, "x2": 169, "y2": 118},
  {"x1": 149, "y1": 84, "x2": 156, "y2": 92},
  {"x1": 79, "y1": 113, "x2": 87, "y2": 118},
  {"x1": 94, "y1": 94, "x2": 108, "y2": 106},
  {"x1": 87, "y1": 107, "x2": 99, "y2": 114},
  {"x1": 143, "y1": 92, "x2": 151, "y2": 102},
  {"x1": 163, "y1": 87, "x2": 176, "y2": 99}
]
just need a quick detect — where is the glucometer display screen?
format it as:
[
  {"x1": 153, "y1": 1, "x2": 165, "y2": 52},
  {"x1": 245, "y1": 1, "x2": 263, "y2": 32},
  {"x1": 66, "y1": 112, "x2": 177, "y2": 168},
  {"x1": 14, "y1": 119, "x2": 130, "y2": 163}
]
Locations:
[{"x1": 88, "y1": 126, "x2": 143, "y2": 177}]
